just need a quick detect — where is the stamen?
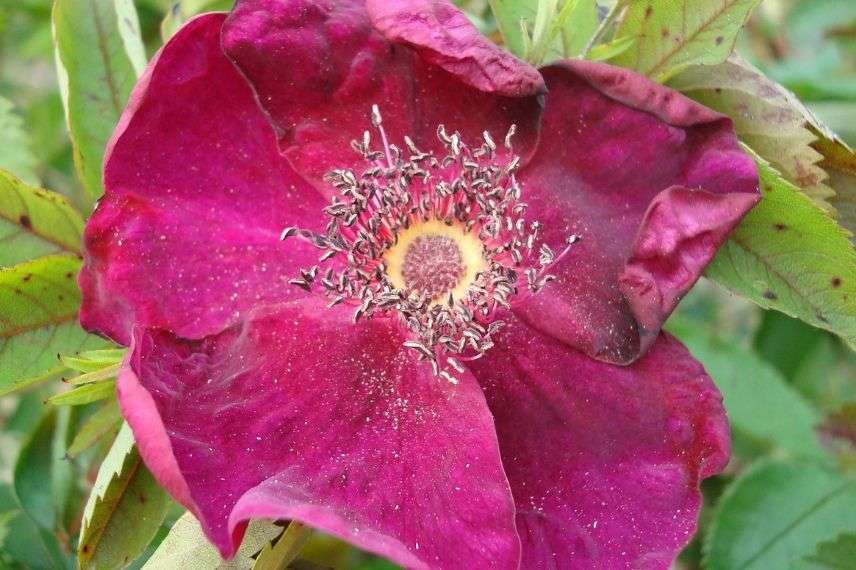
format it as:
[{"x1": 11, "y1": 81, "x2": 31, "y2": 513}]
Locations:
[{"x1": 281, "y1": 106, "x2": 580, "y2": 382}]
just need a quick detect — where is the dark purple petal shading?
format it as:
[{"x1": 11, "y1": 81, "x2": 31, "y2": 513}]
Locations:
[
  {"x1": 119, "y1": 300, "x2": 521, "y2": 569},
  {"x1": 221, "y1": 0, "x2": 543, "y2": 191},
  {"x1": 468, "y1": 315, "x2": 730, "y2": 569},
  {"x1": 513, "y1": 60, "x2": 759, "y2": 364},
  {"x1": 365, "y1": 0, "x2": 544, "y2": 97},
  {"x1": 80, "y1": 14, "x2": 326, "y2": 345}
]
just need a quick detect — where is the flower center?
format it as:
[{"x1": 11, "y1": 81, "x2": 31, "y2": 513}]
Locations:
[
  {"x1": 384, "y1": 220, "x2": 486, "y2": 303},
  {"x1": 281, "y1": 105, "x2": 579, "y2": 383},
  {"x1": 402, "y1": 233, "x2": 464, "y2": 299}
]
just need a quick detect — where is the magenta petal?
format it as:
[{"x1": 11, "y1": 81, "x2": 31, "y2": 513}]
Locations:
[
  {"x1": 221, "y1": 0, "x2": 542, "y2": 190},
  {"x1": 365, "y1": 0, "x2": 544, "y2": 97},
  {"x1": 513, "y1": 60, "x2": 759, "y2": 364},
  {"x1": 80, "y1": 14, "x2": 326, "y2": 344},
  {"x1": 468, "y1": 316, "x2": 729, "y2": 569},
  {"x1": 118, "y1": 301, "x2": 521, "y2": 569}
]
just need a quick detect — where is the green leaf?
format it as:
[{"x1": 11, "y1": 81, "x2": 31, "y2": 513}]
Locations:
[
  {"x1": 585, "y1": 35, "x2": 635, "y2": 62},
  {"x1": 67, "y1": 398, "x2": 122, "y2": 459},
  {"x1": 0, "y1": 510, "x2": 17, "y2": 547},
  {"x1": 0, "y1": 481, "x2": 68, "y2": 568},
  {"x1": 558, "y1": 0, "x2": 598, "y2": 58},
  {"x1": 14, "y1": 409, "x2": 60, "y2": 531},
  {"x1": 52, "y1": 0, "x2": 145, "y2": 207},
  {"x1": 12, "y1": 408, "x2": 78, "y2": 569},
  {"x1": 791, "y1": 338, "x2": 856, "y2": 412},
  {"x1": 160, "y1": 0, "x2": 235, "y2": 41},
  {"x1": 753, "y1": 311, "x2": 827, "y2": 380},
  {"x1": 52, "y1": 406, "x2": 81, "y2": 531},
  {"x1": 67, "y1": 362, "x2": 121, "y2": 386},
  {"x1": 0, "y1": 96, "x2": 38, "y2": 185},
  {"x1": 49, "y1": 380, "x2": 116, "y2": 406},
  {"x1": 142, "y1": 512, "x2": 282, "y2": 570},
  {"x1": 0, "y1": 254, "x2": 109, "y2": 396},
  {"x1": 0, "y1": 168, "x2": 84, "y2": 266},
  {"x1": 705, "y1": 153, "x2": 856, "y2": 350},
  {"x1": 0, "y1": 510, "x2": 68, "y2": 569},
  {"x1": 79, "y1": 423, "x2": 171, "y2": 570},
  {"x1": 704, "y1": 460, "x2": 856, "y2": 570},
  {"x1": 487, "y1": 0, "x2": 535, "y2": 58},
  {"x1": 669, "y1": 55, "x2": 837, "y2": 214},
  {"x1": 489, "y1": 0, "x2": 599, "y2": 65},
  {"x1": 668, "y1": 321, "x2": 827, "y2": 460},
  {"x1": 61, "y1": 347, "x2": 125, "y2": 373},
  {"x1": 253, "y1": 522, "x2": 311, "y2": 570},
  {"x1": 804, "y1": 533, "x2": 856, "y2": 569},
  {"x1": 610, "y1": 0, "x2": 761, "y2": 82}
]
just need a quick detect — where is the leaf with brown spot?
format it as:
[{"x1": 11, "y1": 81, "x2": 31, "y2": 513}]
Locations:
[
  {"x1": 0, "y1": 169, "x2": 84, "y2": 266},
  {"x1": 610, "y1": 0, "x2": 761, "y2": 82},
  {"x1": 818, "y1": 403, "x2": 856, "y2": 454},
  {"x1": 0, "y1": 254, "x2": 109, "y2": 395},
  {"x1": 706, "y1": 150, "x2": 856, "y2": 349}
]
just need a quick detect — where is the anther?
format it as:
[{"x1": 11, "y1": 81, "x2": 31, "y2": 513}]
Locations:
[{"x1": 279, "y1": 106, "x2": 580, "y2": 381}]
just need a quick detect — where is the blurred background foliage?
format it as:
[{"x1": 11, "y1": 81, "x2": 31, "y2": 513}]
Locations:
[{"x1": 0, "y1": 0, "x2": 854, "y2": 568}]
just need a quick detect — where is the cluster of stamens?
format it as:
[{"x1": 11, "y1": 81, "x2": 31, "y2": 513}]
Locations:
[{"x1": 281, "y1": 105, "x2": 579, "y2": 383}]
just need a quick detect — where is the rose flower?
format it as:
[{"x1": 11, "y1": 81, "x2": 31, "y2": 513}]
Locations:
[{"x1": 80, "y1": 1, "x2": 759, "y2": 568}]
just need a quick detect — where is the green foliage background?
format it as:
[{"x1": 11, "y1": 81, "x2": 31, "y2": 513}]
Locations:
[{"x1": 0, "y1": 0, "x2": 855, "y2": 568}]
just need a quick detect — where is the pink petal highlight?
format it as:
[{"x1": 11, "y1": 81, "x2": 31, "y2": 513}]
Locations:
[
  {"x1": 118, "y1": 356, "x2": 197, "y2": 515},
  {"x1": 365, "y1": 0, "x2": 545, "y2": 97},
  {"x1": 119, "y1": 301, "x2": 521, "y2": 569},
  {"x1": 513, "y1": 60, "x2": 759, "y2": 364},
  {"x1": 469, "y1": 315, "x2": 730, "y2": 569}
]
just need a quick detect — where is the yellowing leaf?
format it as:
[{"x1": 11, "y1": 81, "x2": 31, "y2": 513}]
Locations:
[{"x1": 670, "y1": 55, "x2": 836, "y2": 214}]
